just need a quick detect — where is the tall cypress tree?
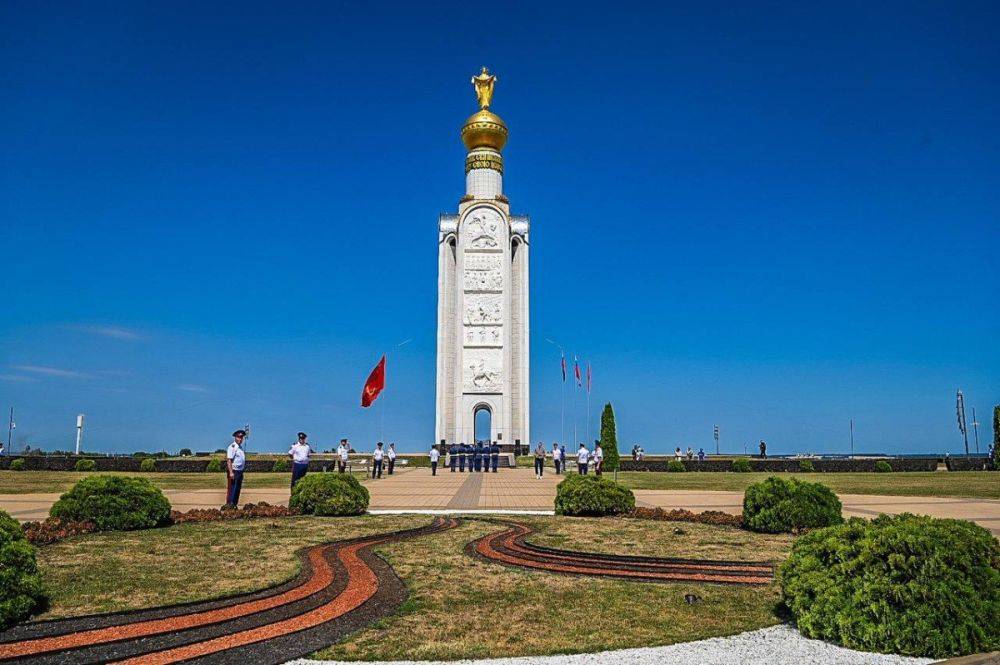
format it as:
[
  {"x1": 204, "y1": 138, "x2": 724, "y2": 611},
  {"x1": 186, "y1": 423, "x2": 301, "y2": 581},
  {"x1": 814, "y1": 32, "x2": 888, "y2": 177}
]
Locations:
[{"x1": 600, "y1": 402, "x2": 620, "y2": 471}]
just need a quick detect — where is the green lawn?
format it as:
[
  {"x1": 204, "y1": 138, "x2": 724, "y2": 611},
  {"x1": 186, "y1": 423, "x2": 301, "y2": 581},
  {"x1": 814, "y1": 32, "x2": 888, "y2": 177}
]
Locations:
[
  {"x1": 35, "y1": 515, "x2": 788, "y2": 659},
  {"x1": 616, "y1": 470, "x2": 1000, "y2": 499}
]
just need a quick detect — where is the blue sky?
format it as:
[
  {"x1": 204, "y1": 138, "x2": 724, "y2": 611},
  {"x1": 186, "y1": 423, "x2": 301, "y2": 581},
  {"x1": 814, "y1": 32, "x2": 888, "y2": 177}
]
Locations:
[{"x1": 1, "y1": 1, "x2": 997, "y2": 455}]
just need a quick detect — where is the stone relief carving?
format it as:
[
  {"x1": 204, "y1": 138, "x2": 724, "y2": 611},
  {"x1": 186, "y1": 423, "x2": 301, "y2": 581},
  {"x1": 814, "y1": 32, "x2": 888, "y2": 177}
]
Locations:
[
  {"x1": 465, "y1": 210, "x2": 502, "y2": 249},
  {"x1": 464, "y1": 268, "x2": 503, "y2": 291},
  {"x1": 463, "y1": 295, "x2": 502, "y2": 325},
  {"x1": 464, "y1": 326, "x2": 502, "y2": 346},
  {"x1": 463, "y1": 350, "x2": 502, "y2": 391}
]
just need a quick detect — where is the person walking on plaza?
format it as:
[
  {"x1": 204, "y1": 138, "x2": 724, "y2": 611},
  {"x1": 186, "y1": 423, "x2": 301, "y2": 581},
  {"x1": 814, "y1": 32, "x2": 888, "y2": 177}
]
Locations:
[
  {"x1": 534, "y1": 441, "x2": 545, "y2": 478},
  {"x1": 429, "y1": 444, "x2": 440, "y2": 476},
  {"x1": 449, "y1": 442, "x2": 457, "y2": 472},
  {"x1": 593, "y1": 441, "x2": 604, "y2": 476},
  {"x1": 225, "y1": 429, "x2": 247, "y2": 507},
  {"x1": 552, "y1": 442, "x2": 561, "y2": 474},
  {"x1": 490, "y1": 440, "x2": 499, "y2": 472},
  {"x1": 337, "y1": 439, "x2": 349, "y2": 473},
  {"x1": 759, "y1": 440, "x2": 767, "y2": 458},
  {"x1": 288, "y1": 432, "x2": 311, "y2": 489},
  {"x1": 387, "y1": 442, "x2": 397, "y2": 475},
  {"x1": 458, "y1": 442, "x2": 467, "y2": 472},
  {"x1": 577, "y1": 442, "x2": 589, "y2": 475},
  {"x1": 372, "y1": 442, "x2": 384, "y2": 479}
]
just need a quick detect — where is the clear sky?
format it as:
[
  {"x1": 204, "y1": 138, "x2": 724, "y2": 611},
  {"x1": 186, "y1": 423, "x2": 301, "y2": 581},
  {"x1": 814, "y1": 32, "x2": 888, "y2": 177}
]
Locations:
[{"x1": 1, "y1": 2, "x2": 997, "y2": 455}]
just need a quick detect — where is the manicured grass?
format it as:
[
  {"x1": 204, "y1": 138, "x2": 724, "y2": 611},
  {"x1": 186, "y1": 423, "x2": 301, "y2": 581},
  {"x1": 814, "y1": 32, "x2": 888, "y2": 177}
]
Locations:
[
  {"x1": 0, "y1": 469, "x2": 369, "y2": 495},
  {"x1": 34, "y1": 515, "x2": 787, "y2": 658},
  {"x1": 616, "y1": 471, "x2": 1000, "y2": 499}
]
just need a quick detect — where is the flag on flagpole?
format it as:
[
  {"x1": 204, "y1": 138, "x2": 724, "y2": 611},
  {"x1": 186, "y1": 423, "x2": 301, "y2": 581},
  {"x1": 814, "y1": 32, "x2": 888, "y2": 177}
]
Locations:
[
  {"x1": 560, "y1": 353, "x2": 567, "y2": 383},
  {"x1": 586, "y1": 362, "x2": 592, "y2": 394},
  {"x1": 361, "y1": 355, "x2": 386, "y2": 408},
  {"x1": 574, "y1": 356, "x2": 582, "y2": 387}
]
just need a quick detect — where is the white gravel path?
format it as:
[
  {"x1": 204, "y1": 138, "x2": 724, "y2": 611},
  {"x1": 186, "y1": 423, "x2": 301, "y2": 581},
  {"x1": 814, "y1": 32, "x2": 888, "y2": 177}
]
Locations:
[{"x1": 288, "y1": 624, "x2": 933, "y2": 665}]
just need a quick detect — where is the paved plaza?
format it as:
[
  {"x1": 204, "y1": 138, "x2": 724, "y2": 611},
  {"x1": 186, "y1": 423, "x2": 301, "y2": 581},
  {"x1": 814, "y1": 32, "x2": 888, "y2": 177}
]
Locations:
[{"x1": 1, "y1": 467, "x2": 998, "y2": 534}]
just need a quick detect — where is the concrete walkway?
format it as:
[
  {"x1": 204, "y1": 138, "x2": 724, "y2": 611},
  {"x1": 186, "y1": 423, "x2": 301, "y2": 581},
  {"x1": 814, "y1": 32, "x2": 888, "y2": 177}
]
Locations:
[{"x1": 3, "y1": 468, "x2": 998, "y2": 535}]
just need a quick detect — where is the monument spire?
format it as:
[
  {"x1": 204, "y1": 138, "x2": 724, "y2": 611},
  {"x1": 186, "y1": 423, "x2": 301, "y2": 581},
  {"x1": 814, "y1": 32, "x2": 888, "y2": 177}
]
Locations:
[{"x1": 461, "y1": 67, "x2": 508, "y2": 198}]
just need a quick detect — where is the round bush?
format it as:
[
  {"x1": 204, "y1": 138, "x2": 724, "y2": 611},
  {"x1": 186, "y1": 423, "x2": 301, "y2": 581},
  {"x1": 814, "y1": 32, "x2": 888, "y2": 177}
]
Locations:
[
  {"x1": 9, "y1": 459, "x2": 25, "y2": 471},
  {"x1": 743, "y1": 476, "x2": 842, "y2": 533},
  {"x1": 554, "y1": 475, "x2": 635, "y2": 516},
  {"x1": 139, "y1": 458, "x2": 156, "y2": 472},
  {"x1": 874, "y1": 460, "x2": 892, "y2": 473},
  {"x1": 731, "y1": 458, "x2": 752, "y2": 473},
  {"x1": 0, "y1": 509, "x2": 48, "y2": 629},
  {"x1": 667, "y1": 459, "x2": 686, "y2": 472},
  {"x1": 50, "y1": 475, "x2": 172, "y2": 531},
  {"x1": 289, "y1": 474, "x2": 369, "y2": 516},
  {"x1": 205, "y1": 459, "x2": 222, "y2": 473},
  {"x1": 779, "y1": 514, "x2": 1000, "y2": 657},
  {"x1": 74, "y1": 459, "x2": 96, "y2": 472},
  {"x1": 272, "y1": 458, "x2": 291, "y2": 472},
  {"x1": 798, "y1": 459, "x2": 815, "y2": 472}
]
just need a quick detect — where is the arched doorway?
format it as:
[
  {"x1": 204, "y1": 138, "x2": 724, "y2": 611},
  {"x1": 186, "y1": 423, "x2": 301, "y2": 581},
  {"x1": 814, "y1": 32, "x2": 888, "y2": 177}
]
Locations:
[{"x1": 474, "y1": 405, "x2": 492, "y2": 444}]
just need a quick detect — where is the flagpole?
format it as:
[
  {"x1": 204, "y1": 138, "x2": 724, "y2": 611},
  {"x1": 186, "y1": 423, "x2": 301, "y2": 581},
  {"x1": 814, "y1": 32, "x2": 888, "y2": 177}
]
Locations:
[
  {"x1": 561, "y1": 376, "x2": 565, "y2": 446},
  {"x1": 6, "y1": 407, "x2": 12, "y2": 456}
]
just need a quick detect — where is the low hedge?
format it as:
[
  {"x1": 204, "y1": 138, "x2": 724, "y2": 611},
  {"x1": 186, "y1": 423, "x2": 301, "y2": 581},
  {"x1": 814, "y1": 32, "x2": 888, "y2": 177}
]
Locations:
[
  {"x1": 666, "y1": 459, "x2": 686, "y2": 472},
  {"x1": 50, "y1": 475, "x2": 172, "y2": 531},
  {"x1": 206, "y1": 459, "x2": 222, "y2": 473},
  {"x1": 272, "y1": 458, "x2": 291, "y2": 472},
  {"x1": 289, "y1": 474, "x2": 369, "y2": 516},
  {"x1": 743, "y1": 476, "x2": 842, "y2": 533},
  {"x1": 731, "y1": 458, "x2": 752, "y2": 473},
  {"x1": 74, "y1": 459, "x2": 96, "y2": 472},
  {"x1": 874, "y1": 460, "x2": 891, "y2": 473},
  {"x1": 554, "y1": 475, "x2": 635, "y2": 516},
  {"x1": 798, "y1": 459, "x2": 815, "y2": 472},
  {"x1": 9, "y1": 459, "x2": 24, "y2": 471},
  {"x1": 779, "y1": 514, "x2": 1000, "y2": 657},
  {"x1": 139, "y1": 458, "x2": 156, "y2": 472},
  {"x1": 0, "y1": 509, "x2": 48, "y2": 629}
]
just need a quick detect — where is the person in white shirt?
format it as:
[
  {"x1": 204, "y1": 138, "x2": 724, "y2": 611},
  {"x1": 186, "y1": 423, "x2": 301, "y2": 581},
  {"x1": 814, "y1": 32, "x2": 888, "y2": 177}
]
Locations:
[
  {"x1": 372, "y1": 442, "x2": 384, "y2": 479},
  {"x1": 288, "y1": 432, "x2": 312, "y2": 488},
  {"x1": 226, "y1": 429, "x2": 247, "y2": 507},
  {"x1": 429, "y1": 444, "x2": 440, "y2": 476},
  {"x1": 387, "y1": 442, "x2": 398, "y2": 475},
  {"x1": 577, "y1": 443, "x2": 590, "y2": 475},
  {"x1": 336, "y1": 438, "x2": 349, "y2": 473},
  {"x1": 675, "y1": 447, "x2": 683, "y2": 461},
  {"x1": 552, "y1": 442, "x2": 562, "y2": 474},
  {"x1": 593, "y1": 442, "x2": 604, "y2": 476}
]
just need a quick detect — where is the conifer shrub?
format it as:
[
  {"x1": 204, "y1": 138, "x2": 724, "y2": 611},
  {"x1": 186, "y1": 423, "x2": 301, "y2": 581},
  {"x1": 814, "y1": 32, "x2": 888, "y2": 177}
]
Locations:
[
  {"x1": 731, "y1": 458, "x2": 752, "y2": 473},
  {"x1": 779, "y1": 514, "x2": 1000, "y2": 657},
  {"x1": 50, "y1": 475, "x2": 171, "y2": 531},
  {"x1": 272, "y1": 458, "x2": 291, "y2": 472},
  {"x1": 289, "y1": 474, "x2": 369, "y2": 516},
  {"x1": 554, "y1": 474, "x2": 635, "y2": 516},
  {"x1": 599, "y1": 403, "x2": 621, "y2": 471},
  {"x1": 667, "y1": 459, "x2": 686, "y2": 472},
  {"x1": 0, "y1": 509, "x2": 48, "y2": 630},
  {"x1": 206, "y1": 459, "x2": 222, "y2": 473},
  {"x1": 9, "y1": 459, "x2": 25, "y2": 471},
  {"x1": 743, "y1": 476, "x2": 842, "y2": 533},
  {"x1": 798, "y1": 459, "x2": 815, "y2": 472},
  {"x1": 139, "y1": 458, "x2": 156, "y2": 472},
  {"x1": 874, "y1": 460, "x2": 892, "y2": 473},
  {"x1": 74, "y1": 459, "x2": 96, "y2": 472}
]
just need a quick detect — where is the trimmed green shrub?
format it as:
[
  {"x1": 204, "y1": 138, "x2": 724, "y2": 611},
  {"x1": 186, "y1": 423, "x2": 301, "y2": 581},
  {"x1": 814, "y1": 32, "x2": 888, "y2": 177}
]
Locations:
[
  {"x1": 9, "y1": 459, "x2": 25, "y2": 471},
  {"x1": 779, "y1": 514, "x2": 1000, "y2": 657},
  {"x1": 272, "y1": 458, "x2": 291, "y2": 472},
  {"x1": 74, "y1": 459, "x2": 96, "y2": 472},
  {"x1": 0, "y1": 509, "x2": 48, "y2": 630},
  {"x1": 798, "y1": 459, "x2": 815, "y2": 472},
  {"x1": 743, "y1": 476, "x2": 842, "y2": 533},
  {"x1": 50, "y1": 475, "x2": 171, "y2": 531},
  {"x1": 731, "y1": 458, "x2": 752, "y2": 473},
  {"x1": 554, "y1": 474, "x2": 635, "y2": 517},
  {"x1": 599, "y1": 403, "x2": 621, "y2": 472},
  {"x1": 874, "y1": 460, "x2": 892, "y2": 473},
  {"x1": 139, "y1": 458, "x2": 156, "y2": 472},
  {"x1": 206, "y1": 459, "x2": 222, "y2": 473},
  {"x1": 289, "y1": 474, "x2": 369, "y2": 516},
  {"x1": 667, "y1": 459, "x2": 686, "y2": 472}
]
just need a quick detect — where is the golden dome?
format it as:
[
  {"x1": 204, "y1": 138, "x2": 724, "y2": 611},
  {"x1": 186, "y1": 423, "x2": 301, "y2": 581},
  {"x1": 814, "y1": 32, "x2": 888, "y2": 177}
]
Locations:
[{"x1": 461, "y1": 109, "x2": 508, "y2": 152}]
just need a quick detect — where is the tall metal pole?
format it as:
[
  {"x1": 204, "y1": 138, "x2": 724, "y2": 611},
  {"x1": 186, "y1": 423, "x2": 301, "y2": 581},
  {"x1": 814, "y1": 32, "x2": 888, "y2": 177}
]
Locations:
[
  {"x1": 971, "y1": 407, "x2": 980, "y2": 454},
  {"x1": 75, "y1": 414, "x2": 84, "y2": 455},
  {"x1": 957, "y1": 390, "x2": 969, "y2": 456},
  {"x1": 714, "y1": 425, "x2": 719, "y2": 455},
  {"x1": 6, "y1": 407, "x2": 12, "y2": 455},
  {"x1": 850, "y1": 418, "x2": 854, "y2": 457}
]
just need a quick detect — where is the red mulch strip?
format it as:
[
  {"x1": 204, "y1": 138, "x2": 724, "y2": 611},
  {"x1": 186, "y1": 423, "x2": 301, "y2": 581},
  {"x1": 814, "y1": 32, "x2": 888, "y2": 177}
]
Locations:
[
  {"x1": 628, "y1": 507, "x2": 745, "y2": 528},
  {"x1": 22, "y1": 518, "x2": 98, "y2": 545}
]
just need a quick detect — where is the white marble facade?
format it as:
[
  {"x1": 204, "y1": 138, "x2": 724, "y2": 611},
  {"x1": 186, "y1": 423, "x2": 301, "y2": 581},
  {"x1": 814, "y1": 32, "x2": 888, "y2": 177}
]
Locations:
[{"x1": 435, "y1": 161, "x2": 529, "y2": 449}]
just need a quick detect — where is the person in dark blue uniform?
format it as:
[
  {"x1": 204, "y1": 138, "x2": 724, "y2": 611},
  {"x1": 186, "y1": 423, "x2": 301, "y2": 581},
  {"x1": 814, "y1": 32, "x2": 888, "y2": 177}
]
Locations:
[
  {"x1": 449, "y1": 442, "x2": 457, "y2": 472},
  {"x1": 490, "y1": 441, "x2": 500, "y2": 472},
  {"x1": 474, "y1": 442, "x2": 483, "y2": 472},
  {"x1": 458, "y1": 442, "x2": 467, "y2": 472}
]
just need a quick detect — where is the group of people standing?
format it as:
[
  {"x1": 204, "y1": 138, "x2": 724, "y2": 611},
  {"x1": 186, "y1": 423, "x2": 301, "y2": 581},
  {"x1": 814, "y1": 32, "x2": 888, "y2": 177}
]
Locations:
[
  {"x1": 533, "y1": 441, "x2": 604, "y2": 478},
  {"x1": 438, "y1": 441, "x2": 501, "y2": 475}
]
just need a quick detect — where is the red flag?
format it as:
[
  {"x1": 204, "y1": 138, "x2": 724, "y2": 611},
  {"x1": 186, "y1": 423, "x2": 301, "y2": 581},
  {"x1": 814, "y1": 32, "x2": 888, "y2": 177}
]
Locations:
[
  {"x1": 574, "y1": 356, "x2": 582, "y2": 387},
  {"x1": 560, "y1": 353, "x2": 567, "y2": 383},
  {"x1": 361, "y1": 355, "x2": 386, "y2": 407},
  {"x1": 586, "y1": 362, "x2": 592, "y2": 394}
]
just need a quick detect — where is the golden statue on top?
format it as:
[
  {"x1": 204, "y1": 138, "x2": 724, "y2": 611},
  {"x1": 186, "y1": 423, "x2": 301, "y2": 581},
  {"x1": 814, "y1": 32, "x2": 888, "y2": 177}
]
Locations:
[{"x1": 471, "y1": 67, "x2": 497, "y2": 109}]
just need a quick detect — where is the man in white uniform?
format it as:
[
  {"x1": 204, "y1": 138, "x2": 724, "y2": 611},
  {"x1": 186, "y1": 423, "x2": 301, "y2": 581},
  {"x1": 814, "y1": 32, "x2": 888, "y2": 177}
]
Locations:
[
  {"x1": 288, "y1": 432, "x2": 311, "y2": 488},
  {"x1": 372, "y1": 442, "x2": 384, "y2": 479},
  {"x1": 576, "y1": 443, "x2": 590, "y2": 475},
  {"x1": 429, "y1": 444, "x2": 440, "y2": 476},
  {"x1": 552, "y1": 442, "x2": 561, "y2": 474},
  {"x1": 336, "y1": 438, "x2": 349, "y2": 473},
  {"x1": 226, "y1": 429, "x2": 247, "y2": 506},
  {"x1": 593, "y1": 441, "x2": 604, "y2": 476},
  {"x1": 387, "y1": 442, "x2": 397, "y2": 475}
]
